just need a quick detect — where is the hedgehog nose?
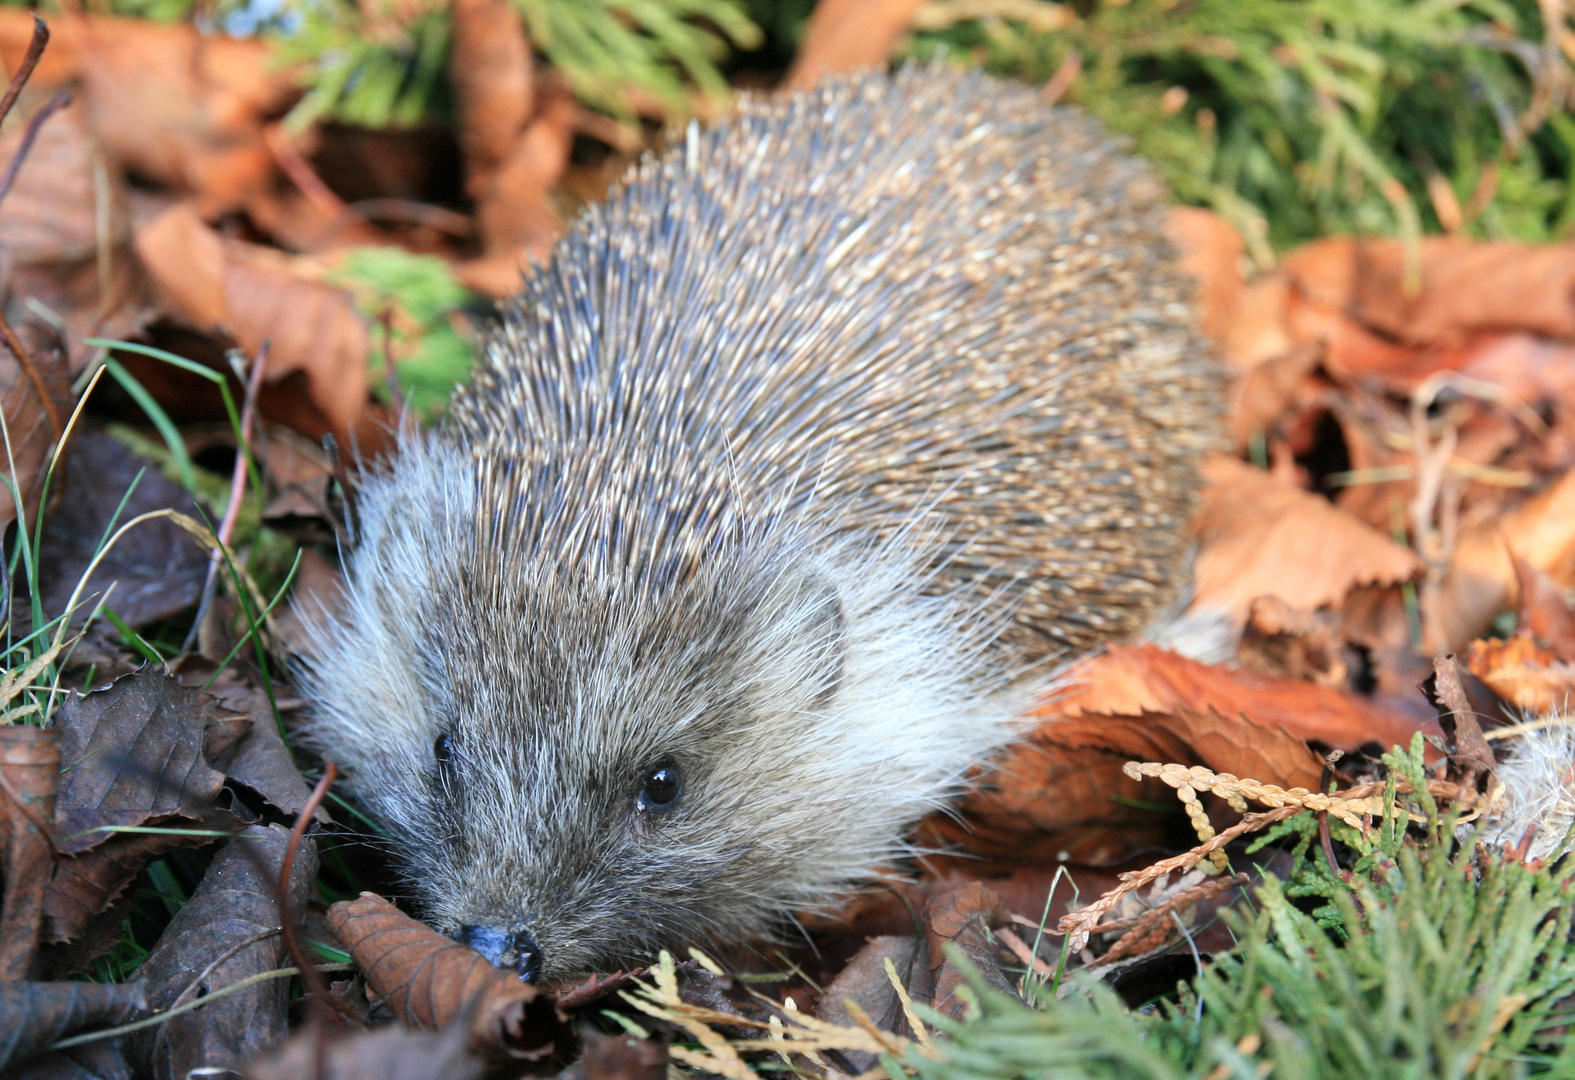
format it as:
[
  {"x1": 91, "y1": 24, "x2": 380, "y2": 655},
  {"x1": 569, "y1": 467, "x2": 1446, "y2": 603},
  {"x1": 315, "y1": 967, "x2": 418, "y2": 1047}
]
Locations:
[{"x1": 453, "y1": 924, "x2": 541, "y2": 982}]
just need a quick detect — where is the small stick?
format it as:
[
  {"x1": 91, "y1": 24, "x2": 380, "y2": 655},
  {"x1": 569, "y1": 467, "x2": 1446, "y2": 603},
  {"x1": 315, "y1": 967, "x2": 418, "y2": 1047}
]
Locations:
[
  {"x1": 264, "y1": 122, "x2": 346, "y2": 221},
  {"x1": 278, "y1": 762, "x2": 355, "y2": 1025},
  {"x1": 181, "y1": 343, "x2": 269, "y2": 655},
  {"x1": 0, "y1": 15, "x2": 49, "y2": 129}
]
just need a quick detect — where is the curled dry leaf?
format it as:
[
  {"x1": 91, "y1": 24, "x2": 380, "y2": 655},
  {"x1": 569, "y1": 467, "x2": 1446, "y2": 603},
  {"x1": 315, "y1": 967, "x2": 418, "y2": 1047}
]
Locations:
[
  {"x1": 0, "y1": 979, "x2": 144, "y2": 1071},
  {"x1": 1513, "y1": 555, "x2": 1575, "y2": 660},
  {"x1": 571, "y1": 1030, "x2": 668, "y2": 1080},
  {"x1": 1044, "y1": 644, "x2": 1426, "y2": 761},
  {"x1": 324, "y1": 892, "x2": 569, "y2": 1061},
  {"x1": 929, "y1": 643, "x2": 1426, "y2": 867},
  {"x1": 1191, "y1": 455, "x2": 1423, "y2": 620},
  {"x1": 0, "y1": 316, "x2": 72, "y2": 531},
  {"x1": 0, "y1": 724, "x2": 60, "y2": 981},
  {"x1": 1330, "y1": 238, "x2": 1575, "y2": 347},
  {"x1": 127, "y1": 824, "x2": 317, "y2": 1080},
  {"x1": 134, "y1": 203, "x2": 371, "y2": 442},
  {"x1": 44, "y1": 667, "x2": 244, "y2": 944}
]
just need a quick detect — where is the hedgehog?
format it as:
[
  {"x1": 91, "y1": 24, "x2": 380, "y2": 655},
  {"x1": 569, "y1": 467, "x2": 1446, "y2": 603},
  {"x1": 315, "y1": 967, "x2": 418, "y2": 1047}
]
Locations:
[{"x1": 298, "y1": 64, "x2": 1219, "y2": 982}]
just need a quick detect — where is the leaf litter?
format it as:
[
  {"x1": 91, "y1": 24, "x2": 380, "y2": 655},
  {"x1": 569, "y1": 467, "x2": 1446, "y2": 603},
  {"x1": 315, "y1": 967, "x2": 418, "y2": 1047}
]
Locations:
[{"x1": 0, "y1": 2, "x2": 1573, "y2": 1077}]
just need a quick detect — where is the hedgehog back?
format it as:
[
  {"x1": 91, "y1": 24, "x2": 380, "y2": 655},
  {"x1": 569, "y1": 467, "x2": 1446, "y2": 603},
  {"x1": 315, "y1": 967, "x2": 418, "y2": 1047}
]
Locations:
[{"x1": 450, "y1": 66, "x2": 1218, "y2": 665}]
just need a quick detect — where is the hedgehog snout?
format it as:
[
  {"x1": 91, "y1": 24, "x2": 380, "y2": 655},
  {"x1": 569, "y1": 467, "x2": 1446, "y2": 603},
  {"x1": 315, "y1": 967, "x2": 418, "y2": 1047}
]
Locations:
[{"x1": 453, "y1": 922, "x2": 542, "y2": 983}]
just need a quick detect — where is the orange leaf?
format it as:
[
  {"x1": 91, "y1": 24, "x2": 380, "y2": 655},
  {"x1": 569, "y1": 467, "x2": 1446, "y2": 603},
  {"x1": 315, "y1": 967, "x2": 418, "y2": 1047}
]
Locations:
[{"x1": 1192, "y1": 455, "x2": 1422, "y2": 619}]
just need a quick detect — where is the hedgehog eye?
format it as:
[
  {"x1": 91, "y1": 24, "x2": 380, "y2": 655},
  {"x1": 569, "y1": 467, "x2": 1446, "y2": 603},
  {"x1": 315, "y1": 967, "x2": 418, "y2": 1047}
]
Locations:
[
  {"x1": 636, "y1": 761, "x2": 683, "y2": 812},
  {"x1": 434, "y1": 734, "x2": 454, "y2": 768}
]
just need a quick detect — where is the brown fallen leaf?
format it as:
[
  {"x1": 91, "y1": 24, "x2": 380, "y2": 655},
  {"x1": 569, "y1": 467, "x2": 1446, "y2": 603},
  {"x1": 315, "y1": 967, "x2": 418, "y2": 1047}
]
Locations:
[
  {"x1": 446, "y1": 0, "x2": 564, "y2": 278},
  {"x1": 922, "y1": 643, "x2": 1428, "y2": 868},
  {"x1": 126, "y1": 824, "x2": 316, "y2": 1080},
  {"x1": 1164, "y1": 208, "x2": 1244, "y2": 346},
  {"x1": 0, "y1": 724, "x2": 59, "y2": 981},
  {"x1": 72, "y1": 14, "x2": 297, "y2": 216},
  {"x1": 43, "y1": 667, "x2": 244, "y2": 944},
  {"x1": 325, "y1": 892, "x2": 569, "y2": 1061},
  {"x1": 36, "y1": 430, "x2": 208, "y2": 631},
  {"x1": 816, "y1": 935, "x2": 923, "y2": 1070},
  {"x1": 167, "y1": 656, "x2": 321, "y2": 824},
  {"x1": 785, "y1": 0, "x2": 926, "y2": 89},
  {"x1": 1191, "y1": 455, "x2": 1423, "y2": 620},
  {"x1": 0, "y1": 979, "x2": 144, "y2": 1072},
  {"x1": 1042, "y1": 643, "x2": 1427, "y2": 755},
  {"x1": 922, "y1": 882, "x2": 1010, "y2": 1021},
  {"x1": 7, "y1": 1039, "x2": 135, "y2": 1079},
  {"x1": 258, "y1": 425, "x2": 334, "y2": 535},
  {"x1": 573, "y1": 1030, "x2": 668, "y2": 1080},
  {"x1": 1432, "y1": 467, "x2": 1575, "y2": 651},
  {"x1": 0, "y1": 313, "x2": 72, "y2": 532},
  {"x1": 0, "y1": 101, "x2": 102, "y2": 266},
  {"x1": 1465, "y1": 636, "x2": 1575, "y2": 716},
  {"x1": 1237, "y1": 596, "x2": 1350, "y2": 688},
  {"x1": 1333, "y1": 237, "x2": 1575, "y2": 346},
  {"x1": 134, "y1": 203, "x2": 371, "y2": 442},
  {"x1": 241, "y1": 1021, "x2": 484, "y2": 1080},
  {"x1": 1513, "y1": 555, "x2": 1575, "y2": 660}
]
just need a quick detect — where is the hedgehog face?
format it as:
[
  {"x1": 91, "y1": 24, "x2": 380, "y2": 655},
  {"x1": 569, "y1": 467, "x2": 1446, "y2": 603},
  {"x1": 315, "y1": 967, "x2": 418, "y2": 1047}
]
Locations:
[
  {"x1": 407, "y1": 558, "x2": 853, "y2": 980},
  {"x1": 300, "y1": 439, "x2": 1009, "y2": 982}
]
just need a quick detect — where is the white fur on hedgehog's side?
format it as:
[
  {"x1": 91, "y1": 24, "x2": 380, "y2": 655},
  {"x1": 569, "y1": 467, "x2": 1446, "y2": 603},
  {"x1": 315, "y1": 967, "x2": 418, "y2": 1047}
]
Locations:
[{"x1": 1478, "y1": 710, "x2": 1575, "y2": 862}]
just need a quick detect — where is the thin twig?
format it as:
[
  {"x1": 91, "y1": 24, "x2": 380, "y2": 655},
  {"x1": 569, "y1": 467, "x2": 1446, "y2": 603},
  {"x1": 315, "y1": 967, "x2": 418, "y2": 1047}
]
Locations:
[
  {"x1": 264, "y1": 122, "x2": 346, "y2": 220},
  {"x1": 0, "y1": 14, "x2": 50, "y2": 129},
  {"x1": 279, "y1": 761, "x2": 348, "y2": 1020},
  {"x1": 0, "y1": 89, "x2": 69, "y2": 213},
  {"x1": 181, "y1": 343, "x2": 269, "y2": 654}
]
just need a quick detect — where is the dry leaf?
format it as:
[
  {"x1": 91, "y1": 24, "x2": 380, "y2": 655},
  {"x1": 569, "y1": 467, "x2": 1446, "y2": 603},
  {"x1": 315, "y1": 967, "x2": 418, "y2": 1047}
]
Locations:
[
  {"x1": 1341, "y1": 238, "x2": 1575, "y2": 345},
  {"x1": 0, "y1": 102, "x2": 103, "y2": 266},
  {"x1": 134, "y1": 203, "x2": 371, "y2": 441},
  {"x1": 1165, "y1": 207, "x2": 1243, "y2": 345},
  {"x1": 816, "y1": 934, "x2": 922, "y2": 1057},
  {"x1": 0, "y1": 724, "x2": 60, "y2": 981},
  {"x1": 785, "y1": 0, "x2": 927, "y2": 89},
  {"x1": 43, "y1": 668, "x2": 243, "y2": 944},
  {"x1": 72, "y1": 15, "x2": 296, "y2": 216},
  {"x1": 921, "y1": 883, "x2": 1010, "y2": 1021},
  {"x1": 325, "y1": 892, "x2": 568, "y2": 1061},
  {"x1": 450, "y1": 0, "x2": 534, "y2": 188},
  {"x1": 242, "y1": 1021, "x2": 484, "y2": 1080},
  {"x1": 127, "y1": 824, "x2": 316, "y2": 1080},
  {"x1": 1041, "y1": 643, "x2": 1427, "y2": 755},
  {"x1": 1465, "y1": 636, "x2": 1575, "y2": 715},
  {"x1": 37, "y1": 431, "x2": 208, "y2": 631},
  {"x1": 1192, "y1": 455, "x2": 1422, "y2": 619},
  {"x1": 0, "y1": 980, "x2": 144, "y2": 1072},
  {"x1": 1433, "y1": 467, "x2": 1575, "y2": 651},
  {"x1": 167, "y1": 656, "x2": 321, "y2": 824}
]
